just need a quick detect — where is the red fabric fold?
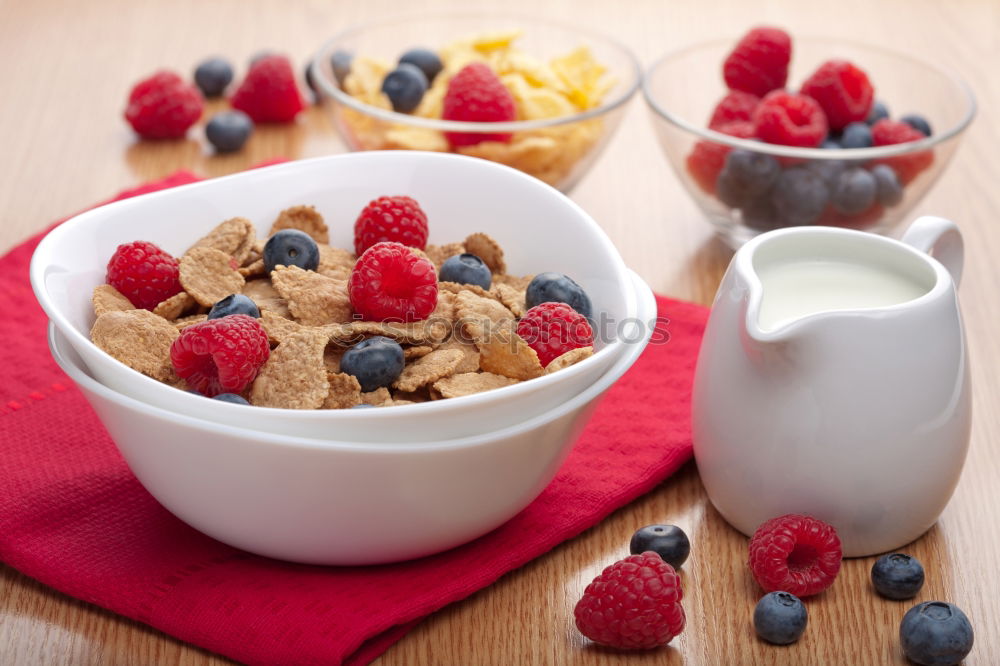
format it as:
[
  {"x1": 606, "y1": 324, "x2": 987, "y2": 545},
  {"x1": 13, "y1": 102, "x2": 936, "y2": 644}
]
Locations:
[{"x1": 0, "y1": 171, "x2": 706, "y2": 665}]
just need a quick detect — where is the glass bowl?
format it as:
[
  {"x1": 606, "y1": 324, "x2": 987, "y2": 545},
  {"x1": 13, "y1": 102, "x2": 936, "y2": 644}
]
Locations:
[
  {"x1": 311, "y1": 12, "x2": 641, "y2": 192},
  {"x1": 643, "y1": 37, "x2": 976, "y2": 248}
]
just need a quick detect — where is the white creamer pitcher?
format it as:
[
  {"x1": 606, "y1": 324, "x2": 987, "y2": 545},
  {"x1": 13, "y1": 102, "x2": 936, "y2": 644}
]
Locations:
[{"x1": 692, "y1": 216, "x2": 971, "y2": 557}]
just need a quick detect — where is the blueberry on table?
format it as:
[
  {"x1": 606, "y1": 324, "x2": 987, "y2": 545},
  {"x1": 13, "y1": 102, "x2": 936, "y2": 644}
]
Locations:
[
  {"x1": 867, "y1": 100, "x2": 890, "y2": 125},
  {"x1": 399, "y1": 47, "x2": 443, "y2": 83},
  {"x1": 754, "y1": 591, "x2": 808, "y2": 645},
  {"x1": 205, "y1": 110, "x2": 254, "y2": 153},
  {"x1": 900, "y1": 601, "x2": 974, "y2": 666},
  {"x1": 213, "y1": 393, "x2": 249, "y2": 404},
  {"x1": 331, "y1": 49, "x2": 353, "y2": 87},
  {"x1": 340, "y1": 336, "x2": 405, "y2": 393},
  {"x1": 871, "y1": 553, "x2": 925, "y2": 600},
  {"x1": 629, "y1": 525, "x2": 690, "y2": 569},
  {"x1": 830, "y1": 167, "x2": 877, "y2": 215},
  {"x1": 193, "y1": 57, "x2": 234, "y2": 97},
  {"x1": 525, "y1": 272, "x2": 593, "y2": 320},
  {"x1": 771, "y1": 167, "x2": 829, "y2": 226},
  {"x1": 840, "y1": 121, "x2": 873, "y2": 149},
  {"x1": 871, "y1": 164, "x2": 904, "y2": 207},
  {"x1": 263, "y1": 229, "x2": 320, "y2": 273},
  {"x1": 381, "y1": 64, "x2": 428, "y2": 113},
  {"x1": 438, "y1": 253, "x2": 492, "y2": 290},
  {"x1": 208, "y1": 294, "x2": 261, "y2": 320},
  {"x1": 901, "y1": 114, "x2": 933, "y2": 137},
  {"x1": 715, "y1": 149, "x2": 780, "y2": 208}
]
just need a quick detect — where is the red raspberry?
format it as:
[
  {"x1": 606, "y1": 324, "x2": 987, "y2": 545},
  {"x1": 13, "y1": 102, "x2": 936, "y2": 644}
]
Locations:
[
  {"x1": 124, "y1": 71, "x2": 203, "y2": 139},
  {"x1": 748, "y1": 514, "x2": 843, "y2": 598},
  {"x1": 353, "y1": 195, "x2": 429, "y2": 256},
  {"x1": 442, "y1": 62, "x2": 516, "y2": 147},
  {"x1": 800, "y1": 59, "x2": 874, "y2": 131},
  {"x1": 709, "y1": 90, "x2": 761, "y2": 129},
  {"x1": 231, "y1": 54, "x2": 306, "y2": 123},
  {"x1": 170, "y1": 314, "x2": 270, "y2": 397},
  {"x1": 348, "y1": 242, "x2": 438, "y2": 322},
  {"x1": 753, "y1": 91, "x2": 829, "y2": 148},
  {"x1": 723, "y1": 27, "x2": 792, "y2": 97},
  {"x1": 685, "y1": 120, "x2": 756, "y2": 195},
  {"x1": 574, "y1": 552, "x2": 685, "y2": 650},
  {"x1": 106, "y1": 240, "x2": 183, "y2": 310},
  {"x1": 870, "y1": 119, "x2": 934, "y2": 185},
  {"x1": 516, "y1": 302, "x2": 594, "y2": 367}
]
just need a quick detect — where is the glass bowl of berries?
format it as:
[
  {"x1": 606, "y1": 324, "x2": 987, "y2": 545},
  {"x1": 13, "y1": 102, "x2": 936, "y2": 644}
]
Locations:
[
  {"x1": 643, "y1": 27, "x2": 976, "y2": 248},
  {"x1": 310, "y1": 12, "x2": 641, "y2": 192}
]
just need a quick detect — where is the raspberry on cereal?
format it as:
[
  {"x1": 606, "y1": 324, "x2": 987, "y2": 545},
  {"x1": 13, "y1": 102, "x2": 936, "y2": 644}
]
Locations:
[
  {"x1": 723, "y1": 27, "x2": 792, "y2": 97},
  {"x1": 516, "y1": 302, "x2": 593, "y2": 367},
  {"x1": 348, "y1": 241, "x2": 438, "y2": 322},
  {"x1": 124, "y1": 71, "x2": 204, "y2": 139},
  {"x1": 170, "y1": 314, "x2": 270, "y2": 397},
  {"x1": 752, "y1": 91, "x2": 828, "y2": 148},
  {"x1": 106, "y1": 240, "x2": 183, "y2": 310},
  {"x1": 231, "y1": 54, "x2": 306, "y2": 123},
  {"x1": 685, "y1": 120, "x2": 756, "y2": 195},
  {"x1": 442, "y1": 62, "x2": 517, "y2": 147},
  {"x1": 800, "y1": 59, "x2": 874, "y2": 131},
  {"x1": 709, "y1": 90, "x2": 761, "y2": 129},
  {"x1": 354, "y1": 195, "x2": 430, "y2": 255}
]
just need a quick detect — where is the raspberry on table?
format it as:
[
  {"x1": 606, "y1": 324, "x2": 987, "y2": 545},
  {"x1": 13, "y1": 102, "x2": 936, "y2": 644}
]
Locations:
[
  {"x1": 442, "y1": 62, "x2": 517, "y2": 147},
  {"x1": 870, "y1": 118, "x2": 934, "y2": 184},
  {"x1": 752, "y1": 90, "x2": 828, "y2": 148},
  {"x1": 170, "y1": 314, "x2": 270, "y2": 397},
  {"x1": 231, "y1": 54, "x2": 306, "y2": 123},
  {"x1": 723, "y1": 27, "x2": 792, "y2": 97},
  {"x1": 124, "y1": 71, "x2": 204, "y2": 139},
  {"x1": 709, "y1": 90, "x2": 761, "y2": 129},
  {"x1": 353, "y1": 195, "x2": 429, "y2": 255},
  {"x1": 685, "y1": 120, "x2": 756, "y2": 195},
  {"x1": 348, "y1": 241, "x2": 438, "y2": 322},
  {"x1": 106, "y1": 240, "x2": 183, "y2": 310},
  {"x1": 800, "y1": 59, "x2": 875, "y2": 131},
  {"x1": 516, "y1": 302, "x2": 594, "y2": 367},
  {"x1": 748, "y1": 514, "x2": 843, "y2": 598},
  {"x1": 574, "y1": 551, "x2": 685, "y2": 650}
]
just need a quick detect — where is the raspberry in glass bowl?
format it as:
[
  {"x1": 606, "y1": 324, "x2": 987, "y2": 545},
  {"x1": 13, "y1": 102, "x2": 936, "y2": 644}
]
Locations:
[{"x1": 642, "y1": 31, "x2": 976, "y2": 248}]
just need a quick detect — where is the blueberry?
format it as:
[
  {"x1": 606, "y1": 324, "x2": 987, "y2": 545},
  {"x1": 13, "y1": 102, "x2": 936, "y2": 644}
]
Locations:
[
  {"x1": 208, "y1": 293, "x2": 261, "y2": 320},
  {"x1": 900, "y1": 601, "x2": 974, "y2": 666},
  {"x1": 772, "y1": 167, "x2": 830, "y2": 226},
  {"x1": 872, "y1": 553, "x2": 925, "y2": 600},
  {"x1": 263, "y1": 229, "x2": 320, "y2": 273},
  {"x1": 381, "y1": 64, "x2": 428, "y2": 113},
  {"x1": 901, "y1": 114, "x2": 933, "y2": 137},
  {"x1": 830, "y1": 167, "x2": 877, "y2": 215},
  {"x1": 741, "y1": 195, "x2": 780, "y2": 231},
  {"x1": 821, "y1": 138, "x2": 842, "y2": 149},
  {"x1": 439, "y1": 253, "x2": 492, "y2": 290},
  {"x1": 629, "y1": 525, "x2": 690, "y2": 570},
  {"x1": 867, "y1": 100, "x2": 890, "y2": 125},
  {"x1": 840, "y1": 122, "x2": 873, "y2": 149},
  {"x1": 715, "y1": 149, "x2": 780, "y2": 208},
  {"x1": 213, "y1": 393, "x2": 249, "y2": 405},
  {"x1": 205, "y1": 111, "x2": 254, "y2": 153},
  {"x1": 525, "y1": 273, "x2": 593, "y2": 320},
  {"x1": 194, "y1": 57, "x2": 234, "y2": 97},
  {"x1": 331, "y1": 49, "x2": 353, "y2": 87},
  {"x1": 351, "y1": 403, "x2": 377, "y2": 409},
  {"x1": 871, "y1": 164, "x2": 904, "y2": 207},
  {"x1": 807, "y1": 157, "x2": 848, "y2": 188},
  {"x1": 340, "y1": 336, "x2": 405, "y2": 392},
  {"x1": 399, "y1": 48, "x2": 443, "y2": 83},
  {"x1": 754, "y1": 591, "x2": 808, "y2": 645}
]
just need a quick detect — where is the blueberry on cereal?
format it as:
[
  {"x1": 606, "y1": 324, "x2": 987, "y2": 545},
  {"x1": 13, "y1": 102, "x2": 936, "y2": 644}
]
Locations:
[
  {"x1": 213, "y1": 393, "x2": 250, "y2": 404},
  {"x1": 340, "y1": 336, "x2": 405, "y2": 392},
  {"x1": 381, "y1": 64, "x2": 428, "y2": 113},
  {"x1": 263, "y1": 229, "x2": 320, "y2": 274},
  {"x1": 208, "y1": 293, "x2": 261, "y2": 320},
  {"x1": 439, "y1": 253, "x2": 492, "y2": 290},
  {"x1": 525, "y1": 272, "x2": 593, "y2": 320},
  {"x1": 399, "y1": 48, "x2": 443, "y2": 83}
]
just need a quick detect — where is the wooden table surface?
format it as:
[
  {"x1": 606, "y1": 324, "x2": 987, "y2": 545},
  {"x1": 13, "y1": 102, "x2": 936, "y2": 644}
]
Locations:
[{"x1": 2, "y1": 0, "x2": 998, "y2": 663}]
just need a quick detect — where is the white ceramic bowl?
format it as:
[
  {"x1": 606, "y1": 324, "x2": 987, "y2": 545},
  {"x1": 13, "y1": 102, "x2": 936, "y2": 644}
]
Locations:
[
  {"x1": 47, "y1": 273, "x2": 654, "y2": 564},
  {"x1": 31, "y1": 152, "x2": 642, "y2": 442}
]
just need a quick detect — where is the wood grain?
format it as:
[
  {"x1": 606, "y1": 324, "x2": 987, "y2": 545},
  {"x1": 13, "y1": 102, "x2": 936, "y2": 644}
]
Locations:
[{"x1": 1, "y1": 0, "x2": 999, "y2": 664}]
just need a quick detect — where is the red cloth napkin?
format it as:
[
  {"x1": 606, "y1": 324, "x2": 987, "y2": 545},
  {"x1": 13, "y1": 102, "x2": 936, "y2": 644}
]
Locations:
[{"x1": 0, "y1": 170, "x2": 707, "y2": 666}]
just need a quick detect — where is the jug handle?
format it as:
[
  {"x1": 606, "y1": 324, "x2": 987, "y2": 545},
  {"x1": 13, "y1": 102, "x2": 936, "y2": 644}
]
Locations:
[{"x1": 901, "y1": 216, "x2": 964, "y2": 287}]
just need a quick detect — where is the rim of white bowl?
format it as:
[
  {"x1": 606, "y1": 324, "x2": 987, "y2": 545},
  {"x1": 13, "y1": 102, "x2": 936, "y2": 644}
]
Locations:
[
  {"x1": 31, "y1": 152, "x2": 636, "y2": 422},
  {"x1": 642, "y1": 36, "x2": 977, "y2": 161},
  {"x1": 48, "y1": 271, "x2": 653, "y2": 453},
  {"x1": 310, "y1": 11, "x2": 643, "y2": 133}
]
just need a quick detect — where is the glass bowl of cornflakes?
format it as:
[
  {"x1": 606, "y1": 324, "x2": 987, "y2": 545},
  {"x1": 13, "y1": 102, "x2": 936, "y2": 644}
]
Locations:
[{"x1": 311, "y1": 13, "x2": 641, "y2": 192}]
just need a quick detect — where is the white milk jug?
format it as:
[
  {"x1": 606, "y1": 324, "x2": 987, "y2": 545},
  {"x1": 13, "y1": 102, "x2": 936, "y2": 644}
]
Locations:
[{"x1": 692, "y1": 216, "x2": 971, "y2": 557}]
